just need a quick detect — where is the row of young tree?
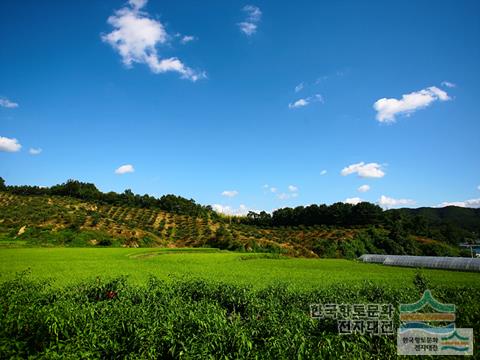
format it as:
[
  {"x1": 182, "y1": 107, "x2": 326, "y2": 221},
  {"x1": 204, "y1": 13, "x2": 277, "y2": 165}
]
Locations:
[
  {"x1": 0, "y1": 178, "x2": 212, "y2": 218},
  {"x1": 1, "y1": 177, "x2": 476, "y2": 245}
]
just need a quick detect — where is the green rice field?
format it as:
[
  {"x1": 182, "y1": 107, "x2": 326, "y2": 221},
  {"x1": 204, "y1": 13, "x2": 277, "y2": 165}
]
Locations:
[{"x1": 1, "y1": 247, "x2": 479, "y2": 289}]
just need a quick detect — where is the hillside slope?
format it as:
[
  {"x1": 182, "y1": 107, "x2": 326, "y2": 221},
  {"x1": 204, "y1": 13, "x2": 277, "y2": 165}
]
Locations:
[{"x1": 0, "y1": 192, "x2": 465, "y2": 258}]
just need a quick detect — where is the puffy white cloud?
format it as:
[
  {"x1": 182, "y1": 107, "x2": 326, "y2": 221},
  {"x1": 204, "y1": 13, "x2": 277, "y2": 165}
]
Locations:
[
  {"x1": 438, "y1": 198, "x2": 480, "y2": 208},
  {"x1": 0, "y1": 136, "x2": 21, "y2": 152},
  {"x1": 378, "y1": 195, "x2": 415, "y2": 209},
  {"x1": 341, "y1": 162, "x2": 385, "y2": 178},
  {"x1": 29, "y1": 148, "x2": 42, "y2": 155},
  {"x1": 373, "y1": 86, "x2": 450, "y2": 123},
  {"x1": 0, "y1": 98, "x2": 18, "y2": 108},
  {"x1": 269, "y1": 187, "x2": 277, "y2": 193},
  {"x1": 320, "y1": 169, "x2": 327, "y2": 175},
  {"x1": 294, "y1": 82, "x2": 304, "y2": 93},
  {"x1": 115, "y1": 164, "x2": 135, "y2": 174},
  {"x1": 221, "y1": 190, "x2": 238, "y2": 198},
  {"x1": 441, "y1": 81, "x2": 456, "y2": 88},
  {"x1": 238, "y1": 5, "x2": 262, "y2": 36},
  {"x1": 102, "y1": 0, "x2": 205, "y2": 81},
  {"x1": 358, "y1": 184, "x2": 370, "y2": 193},
  {"x1": 344, "y1": 197, "x2": 363, "y2": 205},
  {"x1": 288, "y1": 185, "x2": 298, "y2": 192},
  {"x1": 212, "y1": 204, "x2": 256, "y2": 216},
  {"x1": 288, "y1": 94, "x2": 323, "y2": 109}
]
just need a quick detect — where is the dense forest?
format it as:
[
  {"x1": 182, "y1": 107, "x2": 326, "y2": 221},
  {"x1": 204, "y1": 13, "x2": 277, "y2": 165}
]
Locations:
[{"x1": 1, "y1": 177, "x2": 479, "y2": 257}]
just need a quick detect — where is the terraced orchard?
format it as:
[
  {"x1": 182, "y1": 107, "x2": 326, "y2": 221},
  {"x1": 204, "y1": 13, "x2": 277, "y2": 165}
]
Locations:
[{"x1": 0, "y1": 192, "x2": 463, "y2": 258}]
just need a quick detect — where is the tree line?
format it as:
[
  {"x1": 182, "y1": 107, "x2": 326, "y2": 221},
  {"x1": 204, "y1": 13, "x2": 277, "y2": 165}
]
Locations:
[
  {"x1": 0, "y1": 178, "x2": 212, "y2": 218},
  {"x1": 240, "y1": 203, "x2": 478, "y2": 246}
]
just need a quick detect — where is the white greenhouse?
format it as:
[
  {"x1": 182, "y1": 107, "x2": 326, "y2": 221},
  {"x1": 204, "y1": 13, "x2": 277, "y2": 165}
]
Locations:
[{"x1": 359, "y1": 254, "x2": 480, "y2": 272}]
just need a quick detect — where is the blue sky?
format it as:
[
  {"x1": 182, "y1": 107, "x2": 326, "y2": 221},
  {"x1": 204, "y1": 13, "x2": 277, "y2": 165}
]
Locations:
[{"x1": 1, "y1": 0, "x2": 479, "y2": 213}]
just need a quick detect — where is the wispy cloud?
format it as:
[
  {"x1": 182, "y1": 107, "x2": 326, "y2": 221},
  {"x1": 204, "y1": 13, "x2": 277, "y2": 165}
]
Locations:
[
  {"x1": 277, "y1": 192, "x2": 298, "y2": 200},
  {"x1": 0, "y1": 136, "x2": 22, "y2": 152},
  {"x1": 0, "y1": 97, "x2": 19, "y2": 109},
  {"x1": 341, "y1": 162, "x2": 385, "y2": 178},
  {"x1": 102, "y1": 0, "x2": 205, "y2": 81},
  {"x1": 320, "y1": 170, "x2": 327, "y2": 176},
  {"x1": 441, "y1": 81, "x2": 456, "y2": 88},
  {"x1": 357, "y1": 184, "x2": 370, "y2": 193},
  {"x1": 238, "y1": 5, "x2": 262, "y2": 36},
  {"x1": 438, "y1": 198, "x2": 480, "y2": 208},
  {"x1": 288, "y1": 94, "x2": 323, "y2": 109},
  {"x1": 315, "y1": 69, "x2": 347, "y2": 84},
  {"x1": 221, "y1": 190, "x2": 238, "y2": 198},
  {"x1": 115, "y1": 164, "x2": 135, "y2": 174},
  {"x1": 180, "y1": 35, "x2": 195, "y2": 44},
  {"x1": 294, "y1": 82, "x2": 304, "y2": 93},
  {"x1": 29, "y1": 148, "x2": 42, "y2": 155},
  {"x1": 378, "y1": 195, "x2": 415, "y2": 209},
  {"x1": 373, "y1": 86, "x2": 450, "y2": 123}
]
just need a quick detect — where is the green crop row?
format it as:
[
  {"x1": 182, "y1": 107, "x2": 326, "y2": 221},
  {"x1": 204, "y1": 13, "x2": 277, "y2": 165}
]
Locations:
[{"x1": 1, "y1": 271, "x2": 478, "y2": 359}]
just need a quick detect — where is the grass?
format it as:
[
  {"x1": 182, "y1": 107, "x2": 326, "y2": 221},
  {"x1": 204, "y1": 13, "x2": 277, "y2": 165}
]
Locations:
[
  {"x1": 1, "y1": 248, "x2": 479, "y2": 358},
  {"x1": 1, "y1": 247, "x2": 479, "y2": 289}
]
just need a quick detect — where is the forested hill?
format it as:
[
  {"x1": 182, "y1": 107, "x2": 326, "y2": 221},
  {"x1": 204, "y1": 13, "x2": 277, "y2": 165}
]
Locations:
[
  {"x1": 392, "y1": 206, "x2": 480, "y2": 232},
  {"x1": 0, "y1": 177, "x2": 478, "y2": 257}
]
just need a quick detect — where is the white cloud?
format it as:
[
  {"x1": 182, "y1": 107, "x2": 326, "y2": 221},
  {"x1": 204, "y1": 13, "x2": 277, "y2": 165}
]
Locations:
[
  {"x1": 378, "y1": 195, "x2": 415, "y2": 209},
  {"x1": 221, "y1": 190, "x2": 238, "y2": 198},
  {"x1": 358, "y1": 184, "x2": 370, "y2": 193},
  {"x1": 238, "y1": 5, "x2": 261, "y2": 36},
  {"x1": 128, "y1": 0, "x2": 147, "y2": 10},
  {"x1": 269, "y1": 187, "x2": 277, "y2": 193},
  {"x1": 288, "y1": 185, "x2": 298, "y2": 192},
  {"x1": 102, "y1": 0, "x2": 205, "y2": 81},
  {"x1": 294, "y1": 82, "x2": 304, "y2": 93},
  {"x1": 344, "y1": 197, "x2": 363, "y2": 205},
  {"x1": 0, "y1": 98, "x2": 19, "y2": 109},
  {"x1": 180, "y1": 35, "x2": 195, "y2": 44},
  {"x1": 212, "y1": 204, "x2": 255, "y2": 216},
  {"x1": 320, "y1": 170, "x2": 327, "y2": 176},
  {"x1": 289, "y1": 98, "x2": 308, "y2": 109},
  {"x1": 441, "y1": 81, "x2": 456, "y2": 88},
  {"x1": 341, "y1": 162, "x2": 385, "y2": 178},
  {"x1": 288, "y1": 94, "x2": 323, "y2": 109},
  {"x1": 238, "y1": 22, "x2": 257, "y2": 36},
  {"x1": 115, "y1": 164, "x2": 135, "y2": 174},
  {"x1": 438, "y1": 198, "x2": 480, "y2": 208},
  {"x1": 29, "y1": 148, "x2": 42, "y2": 155},
  {"x1": 478, "y1": 185, "x2": 480, "y2": 191},
  {"x1": 0, "y1": 136, "x2": 21, "y2": 152},
  {"x1": 373, "y1": 86, "x2": 450, "y2": 123}
]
